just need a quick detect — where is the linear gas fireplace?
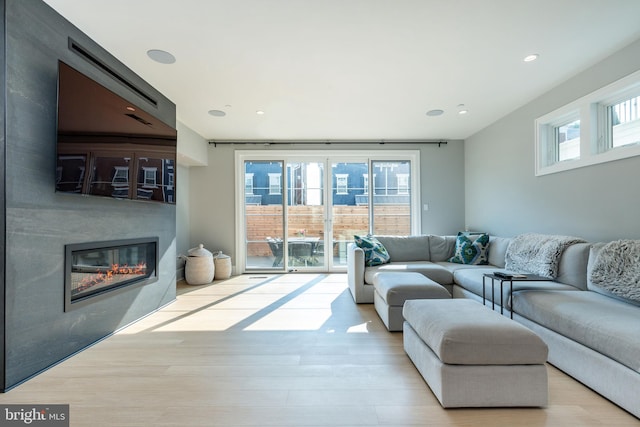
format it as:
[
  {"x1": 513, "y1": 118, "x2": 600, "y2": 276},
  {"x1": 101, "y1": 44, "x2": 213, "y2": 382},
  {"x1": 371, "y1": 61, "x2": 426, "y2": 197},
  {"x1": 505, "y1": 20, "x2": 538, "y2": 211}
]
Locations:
[{"x1": 65, "y1": 237, "x2": 158, "y2": 311}]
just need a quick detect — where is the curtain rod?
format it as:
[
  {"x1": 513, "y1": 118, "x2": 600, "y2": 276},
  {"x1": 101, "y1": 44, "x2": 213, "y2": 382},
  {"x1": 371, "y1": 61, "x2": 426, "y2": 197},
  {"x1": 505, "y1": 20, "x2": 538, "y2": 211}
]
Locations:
[{"x1": 208, "y1": 139, "x2": 448, "y2": 147}]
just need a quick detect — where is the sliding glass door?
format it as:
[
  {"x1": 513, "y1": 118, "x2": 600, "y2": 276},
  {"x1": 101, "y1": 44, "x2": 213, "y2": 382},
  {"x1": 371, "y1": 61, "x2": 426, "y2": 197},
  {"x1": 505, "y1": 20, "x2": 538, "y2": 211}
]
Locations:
[
  {"x1": 238, "y1": 151, "x2": 419, "y2": 273},
  {"x1": 244, "y1": 160, "x2": 285, "y2": 269},
  {"x1": 286, "y1": 161, "x2": 326, "y2": 269},
  {"x1": 330, "y1": 160, "x2": 370, "y2": 268}
]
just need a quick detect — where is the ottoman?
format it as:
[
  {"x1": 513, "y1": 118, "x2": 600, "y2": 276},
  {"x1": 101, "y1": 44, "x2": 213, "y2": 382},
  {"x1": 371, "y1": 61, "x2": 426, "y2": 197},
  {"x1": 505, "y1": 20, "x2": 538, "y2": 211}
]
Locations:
[
  {"x1": 403, "y1": 299, "x2": 548, "y2": 408},
  {"x1": 373, "y1": 272, "x2": 451, "y2": 331}
]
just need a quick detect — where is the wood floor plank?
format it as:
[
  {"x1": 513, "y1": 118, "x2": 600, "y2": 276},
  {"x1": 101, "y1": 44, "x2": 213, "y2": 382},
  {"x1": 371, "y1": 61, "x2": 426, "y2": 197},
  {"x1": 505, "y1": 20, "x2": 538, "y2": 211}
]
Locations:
[{"x1": 0, "y1": 274, "x2": 637, "y2": 426}]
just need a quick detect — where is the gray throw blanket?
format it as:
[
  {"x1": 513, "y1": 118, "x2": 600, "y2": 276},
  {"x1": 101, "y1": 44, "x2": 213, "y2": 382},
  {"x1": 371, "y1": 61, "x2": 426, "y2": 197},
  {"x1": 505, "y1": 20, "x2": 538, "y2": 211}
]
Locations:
[
  {"x1": 505, "y1": 233, "x2": 586, "y2": 279},
  {"x1": 589, "y1": 240, "x2": 640, "y2": 304}
]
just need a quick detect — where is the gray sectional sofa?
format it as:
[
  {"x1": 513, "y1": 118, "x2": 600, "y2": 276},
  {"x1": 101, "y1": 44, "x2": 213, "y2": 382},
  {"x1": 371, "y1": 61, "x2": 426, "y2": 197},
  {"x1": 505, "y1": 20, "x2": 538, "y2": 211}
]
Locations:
[{"x1": 346, "y1": 234, "x2": 640, "y2": 419}]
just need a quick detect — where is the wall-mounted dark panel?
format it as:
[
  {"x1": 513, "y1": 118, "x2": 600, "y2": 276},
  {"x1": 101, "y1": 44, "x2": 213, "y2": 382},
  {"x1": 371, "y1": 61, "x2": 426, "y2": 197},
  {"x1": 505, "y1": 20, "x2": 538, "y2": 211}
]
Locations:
[
  {"x1": 0, "y1": 0, "x2": 8, "y2": 390},
  {"x1": 2, "y1": 0, "x2": 177, "y2": 390}
]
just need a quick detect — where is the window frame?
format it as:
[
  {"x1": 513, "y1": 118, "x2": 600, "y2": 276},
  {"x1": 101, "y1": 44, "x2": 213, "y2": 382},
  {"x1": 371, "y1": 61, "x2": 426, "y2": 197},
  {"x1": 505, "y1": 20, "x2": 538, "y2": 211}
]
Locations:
[
  {"x1": 112, "y1": 166, "x2": 129, "y2": 187},
  {"x1": 234, "y1": 150, "x2": 421, "y2": 274},
  {"x1": 535, "y1": 68, "x2": 640, "y2": 176},
  {"x1": 598, "y1": 92, "x2": 640, "y2": 151},
  {"x1": 142, "y1": 167, "x2": 158, "y2": 188}
]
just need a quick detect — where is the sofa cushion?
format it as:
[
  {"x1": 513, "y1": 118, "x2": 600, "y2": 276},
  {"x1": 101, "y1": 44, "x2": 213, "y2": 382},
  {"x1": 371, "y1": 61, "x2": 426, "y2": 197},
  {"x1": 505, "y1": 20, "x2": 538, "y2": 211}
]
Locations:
[
  {"x1": 449, "y1": 232, "x2": 490, "y2": 265},
  {"x1": 375, "y1": 235, "x2": 430, "y2": 262},
  {"x1": 513, "y1": 290, "x2": 640, "y2": 372},
  {"x1": 373, "y1": 272, "x2": 450, "y2": 305},
  {"x1": 428, "y1": 235, "x2": 457, "y2": 261},
  {"x1": 505, "y1": 233, "x2": 586, "y2": 279},
  {"x1": 354, "y1": 235, "x2": 390, "y2": 266},
  {"x1": 488, "y1": 236, "x2": 510, "y2": 268},
  {"x1": 364, "y1": 262, "x2": 454, "y2": 285},
  {"x1": 554, "y1": 242, "x2": 591, "y2": 290},
  {"x1": 453, "y1": 268, "x2": 580, "y2": 307}
]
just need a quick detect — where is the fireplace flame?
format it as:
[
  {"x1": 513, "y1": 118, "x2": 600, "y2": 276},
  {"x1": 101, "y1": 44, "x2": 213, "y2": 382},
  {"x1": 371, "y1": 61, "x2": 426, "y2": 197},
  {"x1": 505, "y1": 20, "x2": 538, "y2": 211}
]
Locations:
[{"x1": 76, "y1": 262, "x2": 147, "y2": 293}]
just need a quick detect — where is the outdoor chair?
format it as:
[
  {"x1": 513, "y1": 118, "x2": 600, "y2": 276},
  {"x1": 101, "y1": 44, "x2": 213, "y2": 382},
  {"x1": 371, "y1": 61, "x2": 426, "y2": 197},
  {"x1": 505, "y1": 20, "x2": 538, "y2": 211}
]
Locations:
[{"x1": 266, "y1": 237, "x2": 283, "y2": 267}]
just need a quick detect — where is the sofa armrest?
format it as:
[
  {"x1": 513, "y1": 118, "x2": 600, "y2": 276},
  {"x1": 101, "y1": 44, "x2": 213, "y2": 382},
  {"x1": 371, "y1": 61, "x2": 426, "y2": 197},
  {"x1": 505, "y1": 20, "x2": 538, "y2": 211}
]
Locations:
[{"x1": 347, "y1": 243, "x2": 367, "y2": 303}]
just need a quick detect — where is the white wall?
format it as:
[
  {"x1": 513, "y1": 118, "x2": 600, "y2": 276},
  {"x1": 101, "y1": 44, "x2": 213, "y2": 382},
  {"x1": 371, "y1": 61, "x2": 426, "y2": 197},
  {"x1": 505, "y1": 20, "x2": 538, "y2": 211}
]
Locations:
[
  {"x1": 465, "y1": 38, "x2": 640, "y2": 242},
  {"x1": 176, "y1": 121, "x2": 207, "y2": 278},
  {"x1": 188, "y1": 142, "x2": 466, "y2": 266},
  {"x1": 177, "y1": 121, "x2": 208, "y2": 167}
]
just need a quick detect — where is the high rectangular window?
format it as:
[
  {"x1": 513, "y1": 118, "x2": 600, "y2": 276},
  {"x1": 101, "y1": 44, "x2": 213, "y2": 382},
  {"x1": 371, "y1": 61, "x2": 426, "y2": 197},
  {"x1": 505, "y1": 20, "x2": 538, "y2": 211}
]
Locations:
[
  {"x1": 536, "y1": 69, "x2": 640, "y2": 176},
  {"x1": 556, "y1": 119, "x2": 580, "y2": 162},
  {"x1": 609, "y1": 95, "x2": 640, "y2": 149}
]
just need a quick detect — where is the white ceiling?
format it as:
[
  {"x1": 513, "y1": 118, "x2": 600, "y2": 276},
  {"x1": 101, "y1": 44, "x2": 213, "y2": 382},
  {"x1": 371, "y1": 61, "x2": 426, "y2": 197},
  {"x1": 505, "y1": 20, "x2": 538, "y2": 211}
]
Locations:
[{"x1": 43, "y1": 0, "x2": 640, "y2": 142}]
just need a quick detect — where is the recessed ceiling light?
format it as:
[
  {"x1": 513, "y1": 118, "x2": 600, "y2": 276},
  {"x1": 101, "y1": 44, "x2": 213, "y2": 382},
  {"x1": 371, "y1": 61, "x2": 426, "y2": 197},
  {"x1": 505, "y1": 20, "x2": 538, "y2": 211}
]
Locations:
[
  {"x1": 126, "y1": 106, "x2": 136, "y2": 112},
  {"x1": 208, "y1": 109, "x2": 226, "y2": 117},
  {"x1": 426, "y1": 109, "x2": 444, "y2": 117},
  {"x1": 458, "y1": 109, "x2": 469, "y2": 115},
  {"x1": 524, "y1": 54, "x2": 539, "y2": 62},
  {"x1": 147, "y1": 49, "x2": 176, "y2": 64},
  {"x1": 256, "y1": 110, "x2": 265, "y2": 115}
]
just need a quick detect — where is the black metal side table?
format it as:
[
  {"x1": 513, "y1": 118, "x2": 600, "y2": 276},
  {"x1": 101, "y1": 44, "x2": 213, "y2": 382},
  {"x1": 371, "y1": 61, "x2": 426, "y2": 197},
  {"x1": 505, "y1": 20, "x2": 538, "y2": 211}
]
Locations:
[{"x1": 482, "y1": 273, "x2": 552, "y2": 318}]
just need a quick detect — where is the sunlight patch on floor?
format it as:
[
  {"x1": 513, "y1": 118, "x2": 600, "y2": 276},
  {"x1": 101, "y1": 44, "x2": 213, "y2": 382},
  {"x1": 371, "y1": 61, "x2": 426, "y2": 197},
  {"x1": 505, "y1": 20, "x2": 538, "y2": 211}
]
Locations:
[
  {"x1": 121, "y1": 274, "x2": 352, "y2": 333},
  {"x1": 346, "y1": 322, "x2": 372, "y2": 333}
]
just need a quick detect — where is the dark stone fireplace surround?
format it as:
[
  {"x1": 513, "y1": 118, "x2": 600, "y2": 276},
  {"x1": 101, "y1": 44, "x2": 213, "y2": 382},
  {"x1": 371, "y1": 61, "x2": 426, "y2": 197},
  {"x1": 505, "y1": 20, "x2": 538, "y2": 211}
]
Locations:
[{"x1": 0, "y1": 0, "x2": 177, "y2": 391}]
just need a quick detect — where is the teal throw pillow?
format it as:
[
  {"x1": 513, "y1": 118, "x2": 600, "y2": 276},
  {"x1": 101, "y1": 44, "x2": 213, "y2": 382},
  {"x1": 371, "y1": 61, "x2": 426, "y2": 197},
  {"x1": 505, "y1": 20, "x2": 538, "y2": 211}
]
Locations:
[
  {"x1": 449, "y1": 232, "x2": 490, "y2": 265},
  {"x1": 354, "y1": 235, "x2": 390, "y2": 266}
]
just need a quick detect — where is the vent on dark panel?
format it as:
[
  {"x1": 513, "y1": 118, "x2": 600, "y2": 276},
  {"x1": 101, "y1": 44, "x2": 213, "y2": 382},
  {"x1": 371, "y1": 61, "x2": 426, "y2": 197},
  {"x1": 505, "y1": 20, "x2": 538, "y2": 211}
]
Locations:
[
  {"x1": 125, "y1": 113, "x2": 153, "y2": 126},
  {"x1": 68, "y1": 38, "x2": 158, "y2": 107}
]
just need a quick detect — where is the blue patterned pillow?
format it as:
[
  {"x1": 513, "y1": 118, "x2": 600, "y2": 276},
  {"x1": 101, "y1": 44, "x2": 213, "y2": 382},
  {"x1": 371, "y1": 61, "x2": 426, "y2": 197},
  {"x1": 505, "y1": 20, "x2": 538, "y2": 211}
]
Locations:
[
  {"x1": 449, "y1": 232, "x2": 490, "y2": 265},
  {"x1": 354, "y1": 235, "x2": 390, "y2": 266}
]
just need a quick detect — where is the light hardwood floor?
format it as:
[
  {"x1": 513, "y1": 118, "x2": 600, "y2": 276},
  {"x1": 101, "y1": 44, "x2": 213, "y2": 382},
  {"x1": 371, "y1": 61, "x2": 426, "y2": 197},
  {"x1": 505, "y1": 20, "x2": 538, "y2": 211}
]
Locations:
[{"x1": 0, "y1": 274, "x2": 637, "y2": 426}]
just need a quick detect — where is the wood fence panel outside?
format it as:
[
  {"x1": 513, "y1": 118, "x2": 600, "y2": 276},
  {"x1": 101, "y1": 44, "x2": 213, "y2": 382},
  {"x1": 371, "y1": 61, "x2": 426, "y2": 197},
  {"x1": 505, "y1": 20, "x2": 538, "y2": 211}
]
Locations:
[{"x1": 245, "y1": 205, "x2": 410, "y2": 256}]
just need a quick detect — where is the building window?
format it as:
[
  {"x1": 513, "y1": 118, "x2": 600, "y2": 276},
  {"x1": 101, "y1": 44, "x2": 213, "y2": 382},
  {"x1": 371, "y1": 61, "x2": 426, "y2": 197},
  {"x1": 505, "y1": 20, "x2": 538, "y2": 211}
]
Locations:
[
  {"x1": 112, "y1": 166, "x2": 129, "y2": 187},
  {"x1": 142, "y1": 167, "x2": 157, "y2": 187},
  {"x1": 336, "y1": 174, "x2": 348, "y2": 195},
  {"x1": 245, "y1": 173, "x2": 254, "y2": 194},
  {"x1": 536, "y1": 69, "x2": 640, "y2": 176},
  {"x1": 268, "y1": 173, "x2": 281, "y2": 195},
  {"x1": 397, "y1": 174, "x2": 409, "y2": 195}
]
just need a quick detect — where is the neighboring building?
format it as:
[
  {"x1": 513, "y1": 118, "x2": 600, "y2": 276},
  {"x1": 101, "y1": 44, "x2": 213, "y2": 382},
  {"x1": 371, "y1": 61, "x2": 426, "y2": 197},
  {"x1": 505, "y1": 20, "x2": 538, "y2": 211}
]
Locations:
[{"x1": 244, "y1": 161, "x2": 411, "y2": 206}]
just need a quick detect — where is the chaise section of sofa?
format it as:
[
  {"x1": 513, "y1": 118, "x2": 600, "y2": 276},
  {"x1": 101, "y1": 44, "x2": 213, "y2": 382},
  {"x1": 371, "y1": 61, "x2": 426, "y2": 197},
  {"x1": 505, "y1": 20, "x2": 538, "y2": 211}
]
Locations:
[{"x1": 511, "y1": 241, "x2": 640, "y2": 419}]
